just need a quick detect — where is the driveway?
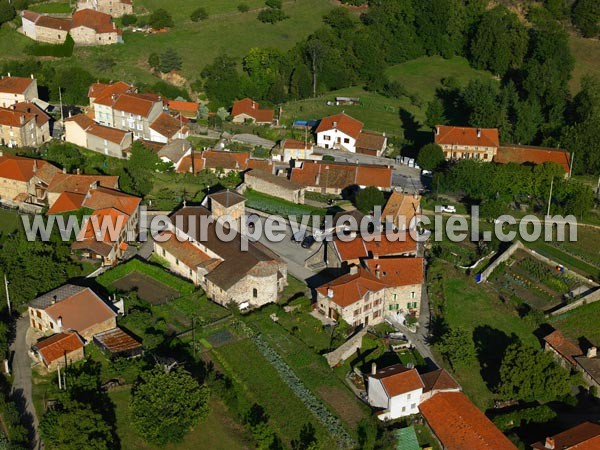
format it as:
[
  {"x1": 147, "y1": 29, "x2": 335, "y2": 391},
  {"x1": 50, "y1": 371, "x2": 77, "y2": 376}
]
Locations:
[{"x1": 10, "y1": 315, "x2": 40, "y2": 449}]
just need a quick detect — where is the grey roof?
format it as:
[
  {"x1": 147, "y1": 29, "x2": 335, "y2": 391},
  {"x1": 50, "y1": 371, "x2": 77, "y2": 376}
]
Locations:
[
  {"x1": 157, "y1": 139, "x2": 191, "y2": 163},
  {"x1": 208, "y1": 190, "x2": 246, "y2": 208},
  {"x1": 29, "y1": 284, "x2": 88, "y2": 310},
  {"x1": 575, "y1": 356, "x2": 600, "y2": 383},
  {"x1": 169, "y1": 206, "x2": 280, "y2": 291}
]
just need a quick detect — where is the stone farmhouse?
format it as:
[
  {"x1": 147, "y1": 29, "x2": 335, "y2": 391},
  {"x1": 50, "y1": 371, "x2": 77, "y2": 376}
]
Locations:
[
  {"x1": 315, "y1": 113, "x2": 387, "y2": 156},
  {"x1": 290, "y1": 160, "x2": 393, "y2": 195},
  {"x1": 153, "y1": 191, "x2": 287, "y2": 310},
  {"x1": 13, "y1": 102, "x2": 52, "y2": 144},
  {"x1": 231, "y1": 98, "x2": 274, "y2": 125},
  {"x1": 435, "y1": 125, "x2": 571, "y2": 174},
  {"x1": 0, "y1": 106, "x2": 47, "y2": 148},
  {"x1": 381, "y1": 191, "x2": 422, "y2": 232},
  {"x1": 532, "y1": 422, "x2": 600, "y2": 450},
  {"x1": 46, "y1": 171, "x2": 119, "y2": 206},
  {"x1": 243, "y1": 169, "x2": 306, "y2": 204},
  {"x1": 29, "y1": 285, "x2": 117, "y2": 342},
  {"x1": 78, "y1": 0, "x2": 133, "y2": 17},
  {"x1": 21, "y1": 9, "x2": 123, "y2": 45},
  {"x1": 0, "y1": 75, "x2": 38, "y2": 108},
  {"x1": 65, "y1": 114, "x2": 133, "y2": 158},
  {"x1": 31, "y1": 332, "x2": 85, "y2": 372},
  {"x1": 367, "y1": 364, "x2": 460, "y2": 420}
]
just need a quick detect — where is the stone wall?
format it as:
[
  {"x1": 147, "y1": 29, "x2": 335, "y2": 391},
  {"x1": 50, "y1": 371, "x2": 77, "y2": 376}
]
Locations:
[
  {"x1": 324, "y1": 328, "x2": 367, "y2": 367},
  {"x1": 33, "y1": 24, "x2": 69, "y2": 44},
  {"x1": 478, "y1": 241, "x2": 523, "y2": 283},
  {"x1": 0, "y1": 178, "x2": 28, "y2": 204},
  {"x1": 244, "y1": 172, "x2": 305, "y2": 204},
  {"x1": 384, "y1": 283, "x2": 422, "y2": 317},
  {"x1": 46, "y1": 347, "x2": 84, "y2": 372},
  {"x1": 548, "y1": 287, "x2": 600, "y2": 317}
]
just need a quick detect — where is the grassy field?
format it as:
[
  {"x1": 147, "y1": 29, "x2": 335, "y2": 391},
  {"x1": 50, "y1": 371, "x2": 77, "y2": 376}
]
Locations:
[
  {"x1": 551, "y1": 301, "x2": 600, "y2": 347},
  {"x1": 568, "y1": 35, "x2": 600, "y2": 93},
  {"x1": 110, "y1": 389, "x2": 250, "y2": 450},
  {"x1": 245, "y1": 189, "x2": 326, "y2": 216},
  {"x1": 29, "y1": 2, "x2": 72, "y2": 13},
  {"x1": 281, "y1": 56, "x2": 495, "y2": 137},
  {"x1": 0, "y1": 209, "x2": 21, "y2": 234}
]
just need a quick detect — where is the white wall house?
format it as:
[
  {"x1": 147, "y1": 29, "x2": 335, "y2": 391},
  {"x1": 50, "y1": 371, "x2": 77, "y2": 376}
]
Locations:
[
  {"x1": 367, "y1": 364, "x2": 424, "y2": 420},
  {"x1": 315, "y1": 113, "x2": 363, "y2": 153}
]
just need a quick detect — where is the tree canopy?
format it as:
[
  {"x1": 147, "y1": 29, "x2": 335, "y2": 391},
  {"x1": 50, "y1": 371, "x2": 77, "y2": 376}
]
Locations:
[
  {"x1": 355, "y1": 186, "x2": 385, "y2": 214},
  {"x1": 417, "y1": 143, "x2": 445, "y2": 171}
]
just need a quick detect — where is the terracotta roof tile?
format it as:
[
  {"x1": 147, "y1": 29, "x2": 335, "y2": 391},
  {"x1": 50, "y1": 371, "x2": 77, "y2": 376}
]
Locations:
[
  {"x1": 316, "y1": 113, "x2": 363, "y2": 139},
  {"x1": 0, "y1": 76, "x2": 35, "y2": 95},
  {"x1": 435, "y1": 125, "x2": 499, "y2": 148},
  {"x1": 356, "y1": 131, "x2": 387, "y2": 152},
  {"x1": 87, "y1": 123, "x2": 130, "y2": 145},
  {"x1": 33, "y1": 332, "x2": 83, "y2": 366},
  {"x1": 13, "y1": 102, "x2": 50, "y2": 126},
  {"x1": 420, "y1": 369, "x2": 460, "y2": 393},
  {"x1": 72, "y1": 9, "x2": 119, "y2": 34},
  {"x1": 0, "y1": 155, "x2": 59, "y2": 182},
  {"x1": 150, "y1": 112, "x2": 184, "y2": 139},
  {"x1": 90, "y1": 81, "x2": 133, "y2": 105},
  {"x1": 157, "y1": 231, "x2": 219, "y2": 269},
  {"x1": 203, "y1": 150, "x2": 249, "y2": 170},
  {"x1": 21, "y1": 10, "x2": 71, "y2": 31},
  {"x1": 363, "y1": 257, "x2": 423, "y2": 286},
  {"x1": 48, "y1": 173, "x2": 119, "y2": 194},
  {"x1": 290, "y1": 160, "x2": 392, "y2": 190},
  {"x1": 0, "y1": 107, "x2": 35, "y2": 128},
  {"x1": 495, "y1": 145, "x2": 570, "y2": 173},
  {"x1": 246, "y1": 158, "x2": 274, "y2": 172},
  {"x1": 231, "y1": 98, "x2": 274, "y2": 123},
  {"x1": 93, "y1": 327, "x2": 142, "y2": 355},
  {"x1": 176, "y1": 153, "x2": 205, "y2": 174},
  {"x1": 47, "y1": 192, "x2": 86, "y2": 214},
  {"x1": 208, "y1": 189, "x2": 246, "y2": 208},
  {"x1": 42, "y1": 288, "x2": 116, "y2": 334},
  {"x1": 167, "y1": 100, "x2": 198, "y2": 113},
  {"x1": 112, "y1": 93, "x2": 157, "y2": 117},
  {"x1": 316, "y1": 267, "x2": 386, "y2": 307},
  {"x1": 246, "y1": 169, "x2": 302, "y2": 190},
  {"x1": 72, "y1": 207, "x2": 129, "y2": 256},
  {"x1": 419, "y1": 392, "x2": 517, "y2": 450},
  {"x1": 544, "y1": 330, "x2": 583, "y2": 366},
  {"x1": 333, "y1": 233, "x2": 418, "y2": 262},
  {"x1": 374, "y1": 365, "x2": 424, "y2": 397},
  {"x1": 381, "y1": 192, "x2": 421, "y2": 226},
  {"x1": 283, "y1": 139, "x2": 310, "y2": 149},
  {"x1": 532, "y1": 422, "x2": 600, "y2": 450},
  {"x1": 82, "y1": 186, "x2": 140, "y2": 215}
]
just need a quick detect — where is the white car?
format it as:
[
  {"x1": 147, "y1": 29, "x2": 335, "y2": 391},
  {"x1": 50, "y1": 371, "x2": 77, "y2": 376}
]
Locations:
[{"x1": 440, "y1": 205, "x2": 457, "y2": 213}]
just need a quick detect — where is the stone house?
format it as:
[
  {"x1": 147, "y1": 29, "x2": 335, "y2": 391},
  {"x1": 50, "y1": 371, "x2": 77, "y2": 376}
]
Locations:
[
  {"x1": 46, "y1": 172, "x2": 119, "y2": 207},
  {"x1": 381, "y1": 191, "x2": 422, "y2": 231},
  {"x1": 31, "y1": 332, "x2": 85, "y2": 372},
  {"x1": 435, "y1": 125, "x2": 500, "y2": 161},
  {"x1": 244, "y1": 169, "x2": 306, "y2": 204},
  {"x1": 0, "y1": 75, "x2": 39, "y2": 108},
  {"x1": 65, "y1": 114, "x2": 132, "y2": 158},
  {"x1": 149, "y1": 112, "x2": 188, "y2": 144},
  {"x1": 153, "y1": 195, "x2": 287, "y2": 310},
  {"x1": 574, "y1": 348, "x2": 600, "y2": 392},
  {"x1": 0, "y1": 107, "x2": 39, "y2": 148},
  {"x1": 362, "y1": 257, "x2": 423, "y2": 317},
  {"x1": 79, "y1": 0, "x2": 133, "y2": 17},
  {"x1": 13, "y1": 102, "x2": 51, "y2": 145},
  {"x1": 0, "y1": 155, "x2": 60, "y2": 210},
  {"x1": 107, "y1": 93, "x2": 163, "y2": 140},
  {"x1": 367, "y1": 364, "x2": 424, "y2": 420},
  {"x1": 29, "y1": 285, "x2": 117, "y2": 342},
  {"x1": 315, "y1": 266, "x2": 387, "y2": 327},
  {"x1": 277, "y1": 139, "x2": 320, "y2": 163},
  {"x1": 21, "y1": 10, "x2": 71, "y2": 44},
  {"x1": 543, "y1": 329, "x2": 583, "y2": 370},
  {"x1": 231, "y1": 98, "x2": 274, "y2": 125}
]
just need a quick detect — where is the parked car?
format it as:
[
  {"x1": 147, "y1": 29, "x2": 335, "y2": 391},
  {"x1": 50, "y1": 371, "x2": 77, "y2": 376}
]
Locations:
[
  {"x1": 301, "y1": 235, "x2": 316, "y2": 249},
  {"x1": 440, "y1": 205, "x2": 456, "y2": 213},
  {"x1": 421, "y1": 170, "x2": 433, "y2": 177}
]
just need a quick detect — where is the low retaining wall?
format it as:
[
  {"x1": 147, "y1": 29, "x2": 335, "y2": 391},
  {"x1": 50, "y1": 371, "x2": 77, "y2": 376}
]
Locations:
[
  {"x1": 548, "y1": 287, "x2": 600, "y2": 317},
  {"x1": 477, "y1": 241, "x2": 523, "y2": 282},
  {"x1": 324, "y1": 328, "x2": 367, "y2": 367}
]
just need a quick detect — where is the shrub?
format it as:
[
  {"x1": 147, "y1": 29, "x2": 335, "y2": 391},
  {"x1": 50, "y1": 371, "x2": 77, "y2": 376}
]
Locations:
[
  {"x1": 159, "y1": 48, "x2": 182, "y2": 73},
  {"x1": 190, "y1": 7, "x2": 208, "y2": 22},
  {"x1": 257, "y1": 8, "x2": 287, "y2": 23},
  {"x1": 0, "y1": 0, "x2": 16, "y2": 25},
  {"x1": 265, "y1": 0, "x2": 282, "y2": 8},
  {"x1": 149, "y1": 8, "x2": 173, "y2": 29},
  {"x1": 238, "y1": 3, "x2": 250, "y2": 13},
  {"x1": 24, "y1": 34, "x2": 74, "y2": 57},
  {"x1": 121, "y1": 13, "x2": 137, "y2": 26}
]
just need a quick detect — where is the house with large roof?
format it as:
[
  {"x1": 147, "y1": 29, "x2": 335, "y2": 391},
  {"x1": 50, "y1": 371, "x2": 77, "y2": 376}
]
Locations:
[
  {"x1": 531, "y1": 422, "x2": 600, "y2": 450},
  {"x1": 231, "y1": 98, "x2": 274, "y2": 125},
  {"x1": 21, "y1": 10, "x2": 72, "y2": 44},
  {"x1": 31, "y1": 332, "x2": 85, "y2": 372},
  {"x1": 28, "y1": 285, "x2": 117, "y2": 341},
  {"x1": 153, "y1": 192, "x2": 287, "y2": 309},
  {"x1": 78, "y1": 0, "x2": 133, "y2": 18},
  {"x1": 0, "y1": 107, "x2": 42, "y2": 148},
  {"x1": 13, "y1": 101, "x2": 52, "y2": 145},
  {"x1": 315, "y1": 113, "x2": 387, "y2": 155},
  {"x1": 0, "y1": 75, "x2": 39, "y2": 108},
  {"x1": 65, "y1": 114, "x2": 133, "y2": 158},
  {"x1": 419, "y1": 391, "x2": 517, "y2": 449},
  {"x1": 435, "y1": 125, "x2": 500, "y2": 161},
  {"x1": 381, "y1": 191, "x2": 422, "y2": 232}
]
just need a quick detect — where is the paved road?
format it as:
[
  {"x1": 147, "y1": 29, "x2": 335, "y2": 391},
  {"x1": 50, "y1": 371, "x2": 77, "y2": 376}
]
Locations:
[{"x1": 10, "y1": 316, "x2": 40, "y2": 449}]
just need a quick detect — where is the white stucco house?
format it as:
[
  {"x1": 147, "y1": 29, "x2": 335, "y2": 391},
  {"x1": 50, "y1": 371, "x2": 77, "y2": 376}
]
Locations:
[
  {"x1": 315, "y1": 113, "x2": 362, "y2": 152},
  {"x1": 367, "y1": 363, "x2": 424, "y2": 420}
]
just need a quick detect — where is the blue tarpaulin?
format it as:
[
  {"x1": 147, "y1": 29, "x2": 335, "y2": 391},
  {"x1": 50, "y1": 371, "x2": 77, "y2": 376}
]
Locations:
[{"x1": 293, "y1": 120, "x2": 319, "y2": 127}]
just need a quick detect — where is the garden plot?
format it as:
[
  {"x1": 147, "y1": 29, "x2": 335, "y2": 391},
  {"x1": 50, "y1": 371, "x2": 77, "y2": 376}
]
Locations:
[
  {"x1": 112, "y1": 270, "x2": 179, "y2": 305},
  {"x1": 489, "y1": 250, "x2": 582, "y2": 311}
]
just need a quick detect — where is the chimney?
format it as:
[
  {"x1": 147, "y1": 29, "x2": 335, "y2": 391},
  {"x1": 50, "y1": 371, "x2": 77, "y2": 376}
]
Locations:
[
  {"x1": 327, "y1": 288, "x2": 333, "y2": 298},
  {"x1": 252, "y1": 101, "x2": 257, "y2": 109},
  {"x1": 333, "y1": 121, "x2": 337, "y2": 128},
  {"x1": 90, "y1": 180, "x2": 99, "y2": 190},
  {"x1": 349, "y1": 265, "x2": 359, "y2": 275},
  {"x1": 57, "y1": 316, "x2": 63, "y2": 332},
  {"x1": 544, "y1": 437, "x2": 555, "y2": 450},
  {"x1": 31, "y1": 74, "x2": 34, "y2": 79},
  {"x1": 587, "y1": 347, "x2": 597, "y2": 358},
  {"x1": 371, "y1": 362, "x2": 377, "y2": 375},
  {"x1": 51, "y1": 295, "x2": 57, "y2": 304},
  {"x1": 477, "y1": 128, "x2": 481, "y2": 138},
  {"x1": 33, "y1": 160, "x2": 37, "y2": 173}
]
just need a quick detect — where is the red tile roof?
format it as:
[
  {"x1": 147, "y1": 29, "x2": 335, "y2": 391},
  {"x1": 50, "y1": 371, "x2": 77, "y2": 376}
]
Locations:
[
  {"x1": 363, "y1": 257, "x2": 423, "y2": 286},
  {"x1": 167, "y1": 100, "x2": 198, "y2": 113},
  {"x1": 381, "y1": 191, "x2": 421, "y2": 226},
  {"x1": 290, "y1": 160, "x2": 392, "y2": 190},
  {"x1": 495, "y1": 145, "x2": 570, "y2": 173},
  {"x1": 21, "y1": 10, "x2": 71, "y2": 31},
  {"x1": 0, "y1": 107, "x2": 35, "y2": 128},
  {"x1": 203, "y1": 150, "x2": 249, "y2": 170},
  {"x1": 90, "y1": 81, "x2": 133, "y2": 105},
  {"x1": 87, "y1": 123, "x2": 130, "y2": 145},
  {"x1": 316, "y1": 113, "x2": 363, "y2": 139},
  {"x1": 150, "y1": 112, "x2": 185, "y2": 139},
  {"x1": 72, "y1": 9, "x2": 119, "y2": 34},
  {"x1": 33, "y1": 332, "x2": 84, "y2": 366},
  {"x1": 93, "y1": 327, "x2": 142, "y2": 355},
  {"x1": 82, "y1": 186, "x2": 140, "y2": 215},
  {"x1": 43, "y1": 288, "x2": 116, "y2": 334},
  {"x1": 420, "y1": 392, "x2": 517, "y2": 450},
  {"x1": 435, "y1": 125, "x2": 499, "y2": 148},
  {"x1": 316, "y1": 267, "x2": 387, "y2": 308},
  {"x1": 47, "y1": 192, "x2": 86, "y2": 214},
  {"x1": 374, "y1": 366, "x2": 424, "y2": 397},
  {"x1": 356, "y1": 131, "x2": 387, "y2": 152},
  {"x1": 0, "y1": 76, "x2": 35, "y2": 95},
  {"x1": 544, "y1": 330, "x2": 583, "y2": 367},
  {"x1": 231, "y1": 98, "x2": 274, "y2": 124},
  {"x1": 532, "y1": 422, "x2": 600, "y2": 450},
  {"x1": 333, "y1": 233, "x2": 418, "y2": 262},
  {"x1": 246, "y1": 158, "x2": 273, "y2": 172},
  {"x1": 48, "y1": 173, "x2": 119, "y2": 194},
  {"x1": 73, "y1": 207, "x2": 129, "y2": 256},
  {"x1": 176, "y1": 153, "x2": 205, "y2": 174},
  {"x1": 283, "y1": 139, "x2": 310, "y2": 150},
  {"x1": 13, "y1": 102, "x2": 50, "y2": 126},
  {"x1": 157, "y1": 231, "x2": 218, "y2": 269},
  {"x1": 420, "y1": 369, "x2": 460, "y2": 393},
  {"x1": 112, "y1": 93, "x2": 157, "y2": 117},
  {"x1": 0, "y1": 155, "x2": 59, "y2": 182}
]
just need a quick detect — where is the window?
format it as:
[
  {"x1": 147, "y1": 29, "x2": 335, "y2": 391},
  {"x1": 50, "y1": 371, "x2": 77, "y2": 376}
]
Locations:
[
  {"x1": 406, "y1": 302, "x2": 412, "y2": 309},
  {"x1": 324, "y1": 135, "x2": 331, "y2": 141},
  {"x1": 364, "y1": 303, "x2": 371, "y2": 311},
  {"x1": 411, "y1": 403, "x2": 416, "y2": 410},
  {"x1": 401, "y1": 406, "x2": 406, "y2": 413},
  {"x1": 50, "y1": 322, "x2": 54, "y2": 329},
  {"x1": 388, "y1": 305, "x2": 393, "y2": 311},
  {"x1": 483, "y1": 154, "x2": 489, "y2": 160},
  {"x1": 253, "y1": 288, "x2": 258, "y2": 298},
  {"x1": 189, "y1": 269, "x2": 192, "y2": 276},
  {"x1": 407, "y1": 393, "x2": 411, "y2": 399},
  {"x1": 373, "y1": 311, "x2": 380, "y2": 318},
  {"x1": 36, "y1": 310, "x2": 41, "y2": 318},
  {"x1": 392, "y1": 293, "x2": 397, "y2": 301},
  {"x1": 410, "y1": 291, "x2": 415, "y2": 299},
  {"x1": 354, "y1": 309, "x2": 360, "y2": 317},
  {"x1": 343, "y1": 138, "x2": 350, "y2": 144}
]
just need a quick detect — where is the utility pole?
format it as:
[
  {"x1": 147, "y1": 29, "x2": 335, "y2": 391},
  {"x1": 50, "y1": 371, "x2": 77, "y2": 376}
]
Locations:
[
  {"x1": 4, "y1": 274, "x2": 10, "y2": 316},
  {"x1": 547, "y1": 177, "x2": 554, "y2": 217},
  {"x1": 192, "y1": 316, "x2": 196, "y2": 358},
  {"x1": 57, "y1": 364, "x2": 62, "y2": 390},
  {"x1": 569, "y1": 152, "x2": 574, "y2": 179},
  {"x1": 58, "y1": 87, "x2": 64, "y2": 123}
]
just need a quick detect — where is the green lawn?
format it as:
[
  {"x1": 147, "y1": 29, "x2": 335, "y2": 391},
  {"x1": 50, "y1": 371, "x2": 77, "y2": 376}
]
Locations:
[
  {"x1": 110, "y1": 389, "x2": 250, "y2": 450},
  {"x1": 0, "y1": 209, "x2": 22, "y2": 234},
  {"x1": 568, "y1": 35, "x2": 600, "y2": 93},
  {"x1": 551, "y1": 301, "x2": 600, "y2": 347},
  {"x1": 29, "y1": 2, "x2": 72, "y2": 14},
  {"x1": 245, "y1": 189, "x2": 326, "y2": 216},
  {"x1": 213, "y1": 338, "x2": 335, "y2": 447},
  {"x1": 281, "y1": 56, "x2": 495, "y2": 137}
]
